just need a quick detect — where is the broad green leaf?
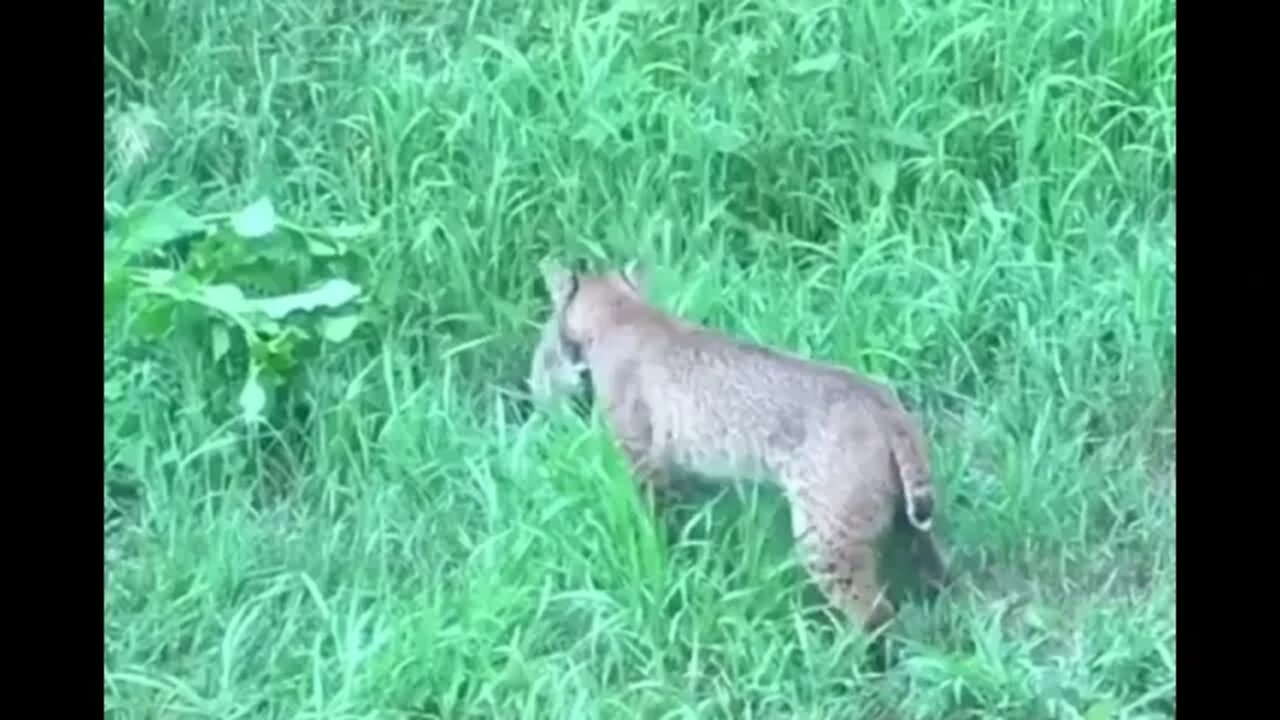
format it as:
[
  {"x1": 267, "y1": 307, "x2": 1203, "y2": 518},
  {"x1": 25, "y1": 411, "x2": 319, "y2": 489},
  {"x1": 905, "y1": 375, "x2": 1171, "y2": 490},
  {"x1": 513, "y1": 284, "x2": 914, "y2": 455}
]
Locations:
[
  {"x1": 256, "y1": 326, "x2": 309, "y2": 375},
  {"x1": 251, "y1": 279, "x2": 362, "y2": 319},
  {"x1": 120, "y1": 201, "x2": 208, "y2": 254},
  {"x1": 134, "y1": 268, "x2": 177, "y2": 287},
  {"x1": 322, "y1": 314, "x2": 361, "y2": 343},
  {"x1": 212, "y1": 325, "x2": 231, "y2": 362},
  {"x1": 239, "y1": 369, "x2": 267, "y2": 425},
  {"x1": 104, "y1": 253, "x2": 127, "y2": 280},
  {"x1": 790, "y1": 52, "x2": 840, "y2": 75},
  {"x1": 306, "y1": 239, "x2": 339, "y2": 257},
  {"x1": 202, "y1": 284, "x2": 249, "y2": 316},
  {"x1": 232, "y1": 197, "x2": 277, "y2": 238},
  {"x1": 868, "y1": 160, "x2": 898, "y2": 196},
  {"x1": 104, "y1": 274, "x2": 130, "y2": 318},
  {"x1": 133, "y1": 300, "x2": 176, "y2": 339}
]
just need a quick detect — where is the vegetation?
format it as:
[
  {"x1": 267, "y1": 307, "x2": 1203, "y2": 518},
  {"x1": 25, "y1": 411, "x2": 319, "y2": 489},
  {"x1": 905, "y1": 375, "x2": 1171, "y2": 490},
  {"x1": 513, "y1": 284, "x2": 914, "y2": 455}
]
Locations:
[{"x1": 104, "y1": 0, "x2": 1176, "y2": 717}]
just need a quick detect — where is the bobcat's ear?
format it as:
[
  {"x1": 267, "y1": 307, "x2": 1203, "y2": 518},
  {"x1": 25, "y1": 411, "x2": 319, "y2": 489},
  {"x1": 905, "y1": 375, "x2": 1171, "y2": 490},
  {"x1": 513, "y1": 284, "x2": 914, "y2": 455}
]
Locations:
[
  {"x1": 539, "y1": 258, "x2": 578, "y2": 307},
  {"x1": 620, "y1": 259, "x2": 649, "y2": 294}
]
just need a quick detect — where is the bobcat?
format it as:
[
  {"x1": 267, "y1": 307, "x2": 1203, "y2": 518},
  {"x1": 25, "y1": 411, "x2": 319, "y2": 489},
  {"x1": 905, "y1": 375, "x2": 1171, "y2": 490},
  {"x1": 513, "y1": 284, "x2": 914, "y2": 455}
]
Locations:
[{"x1": 530, "y1": 258, "x2": 949, "y2": 631}]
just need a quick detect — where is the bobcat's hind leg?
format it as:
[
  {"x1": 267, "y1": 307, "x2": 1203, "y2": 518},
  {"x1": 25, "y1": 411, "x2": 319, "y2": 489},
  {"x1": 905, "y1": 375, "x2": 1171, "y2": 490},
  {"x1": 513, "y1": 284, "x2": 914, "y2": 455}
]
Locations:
[{"x1": 789, "y1": 485, "x2": 896, "y2": 632}]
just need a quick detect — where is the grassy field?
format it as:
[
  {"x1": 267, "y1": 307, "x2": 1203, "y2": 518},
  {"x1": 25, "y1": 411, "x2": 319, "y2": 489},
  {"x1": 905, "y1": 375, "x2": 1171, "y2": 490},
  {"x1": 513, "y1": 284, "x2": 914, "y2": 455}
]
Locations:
[{"x1": 104, "y1": 0, "x2": 1176, "y2": 717}]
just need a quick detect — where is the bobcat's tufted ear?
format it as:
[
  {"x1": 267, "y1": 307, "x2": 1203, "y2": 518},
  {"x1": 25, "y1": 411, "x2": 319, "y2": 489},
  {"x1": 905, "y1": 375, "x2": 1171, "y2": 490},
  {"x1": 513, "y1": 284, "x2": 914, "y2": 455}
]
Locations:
[
  {"x1": 539, "y1": 258, "x2": 578, "y2": 307},
  {"x1": 620, "y1": 259, "x2": 649, "y2": 295}
]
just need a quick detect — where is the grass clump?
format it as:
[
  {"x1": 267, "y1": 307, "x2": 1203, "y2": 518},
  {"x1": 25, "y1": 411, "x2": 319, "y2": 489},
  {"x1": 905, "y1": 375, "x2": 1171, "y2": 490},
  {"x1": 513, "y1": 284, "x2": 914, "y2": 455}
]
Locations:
[{"x1": 105, "y1": 0, "x2": 1175, "y2": 717}]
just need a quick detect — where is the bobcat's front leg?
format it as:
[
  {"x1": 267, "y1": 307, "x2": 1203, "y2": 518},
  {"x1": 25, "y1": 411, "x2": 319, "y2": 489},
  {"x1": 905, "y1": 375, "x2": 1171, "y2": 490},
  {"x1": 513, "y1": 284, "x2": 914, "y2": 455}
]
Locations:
[{"x1": 606, "y1": 392, "x2": 674, "y2": 507}]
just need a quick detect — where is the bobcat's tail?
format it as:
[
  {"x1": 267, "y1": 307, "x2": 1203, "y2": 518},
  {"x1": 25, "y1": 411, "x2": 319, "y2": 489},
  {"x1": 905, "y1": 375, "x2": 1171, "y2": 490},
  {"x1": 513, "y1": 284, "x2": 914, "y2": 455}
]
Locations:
[{"x1": 887, "y1": 420, "x2": 936, "y2": 532}]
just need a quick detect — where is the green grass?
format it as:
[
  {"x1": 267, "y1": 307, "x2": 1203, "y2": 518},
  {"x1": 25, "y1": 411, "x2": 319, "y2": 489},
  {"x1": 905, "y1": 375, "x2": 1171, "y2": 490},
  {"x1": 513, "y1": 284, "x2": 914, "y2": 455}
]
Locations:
[{"x1": 104, "y1": 0, "x2": 1176, "y2": 717}]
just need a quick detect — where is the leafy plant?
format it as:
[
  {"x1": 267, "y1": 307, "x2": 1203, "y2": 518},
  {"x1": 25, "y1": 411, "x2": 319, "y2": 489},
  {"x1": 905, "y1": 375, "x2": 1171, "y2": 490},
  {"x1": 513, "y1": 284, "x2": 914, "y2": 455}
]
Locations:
[{"x1": 104, "y1": 195, "x2": 373, "y2": 425}]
